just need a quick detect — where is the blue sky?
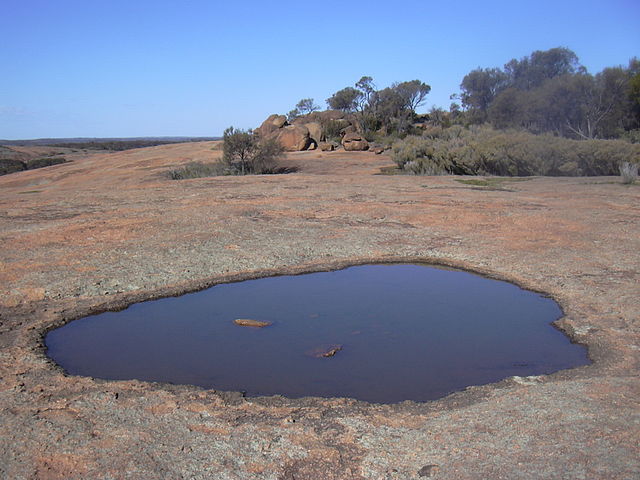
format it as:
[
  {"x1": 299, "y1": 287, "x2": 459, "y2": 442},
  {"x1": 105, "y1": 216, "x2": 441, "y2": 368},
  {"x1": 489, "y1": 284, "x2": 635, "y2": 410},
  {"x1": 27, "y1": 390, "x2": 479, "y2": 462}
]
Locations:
[{"x1": 1, "y1": 0, "x2": 639, "y2": 139}]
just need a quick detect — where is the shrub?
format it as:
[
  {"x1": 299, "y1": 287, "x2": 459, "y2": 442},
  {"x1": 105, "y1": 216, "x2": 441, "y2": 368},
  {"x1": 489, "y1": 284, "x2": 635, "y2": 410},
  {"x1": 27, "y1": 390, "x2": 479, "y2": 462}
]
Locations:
[
  {"x1": 619, "y1": 162, "x2": 638, "y2": 184},
  {"x1": 320, "y1": 118, "x2": 345, "y2": 142},
  {"x1": 0, "y1": 158, "x2": 26, "y2": 175},
  {"x1": 168, "y1": 161, "x2": 230, "y2": 179},
  {"x1": 24, "y1": 157, "x2": 66, "y2": 169},
  {"x1": 0, "y1": 156, "x2": 66, "y2": 176},
  {"x1": 222, "y1": 127, "x2": 284, "y2": 175},
  {"x1": 391, "y1": 125, "x2": 640, "y2": 176}
]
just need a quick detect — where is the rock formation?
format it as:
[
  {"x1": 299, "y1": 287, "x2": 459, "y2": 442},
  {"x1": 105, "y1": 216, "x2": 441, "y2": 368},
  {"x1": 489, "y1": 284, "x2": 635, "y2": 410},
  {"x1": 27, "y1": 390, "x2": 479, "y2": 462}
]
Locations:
[
  {"x1": 256, "y1": 114, "x2": 288, "y2": 137},
  {"x1": 275, "y1": 125, "x2": 311, "y2": 152},
  {"x1": 342, "y1": 132, "x2": 369, "y2": 151},
  {"x1": 256, "y1": 110, "x2": 362, "y2": 151}
]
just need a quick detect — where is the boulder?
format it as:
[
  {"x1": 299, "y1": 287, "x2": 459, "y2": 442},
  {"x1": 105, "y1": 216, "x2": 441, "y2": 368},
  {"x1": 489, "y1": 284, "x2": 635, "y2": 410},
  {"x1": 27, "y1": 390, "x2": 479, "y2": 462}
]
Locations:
[
  {"x1": 341, "y1": 124, "x2": 357, "y2": 135},
  {"x1": 319, "y1": 142, "x2": 335, "y2": 152},
  {"x1": 274, "y1": 125, "x2": 311, "y2": 151},
  {"x1": 372, "y1": 146, "x2": 385, "y2": 155},
  {"x1": 257, "y1": 114, "x2": 288, "y2": 137},
  {"x1": 342, "y1": 132, "x2": 369, "y2": 151},
  {"x1": 303, "y1": 121, "x2": 324, "y2": 143}
]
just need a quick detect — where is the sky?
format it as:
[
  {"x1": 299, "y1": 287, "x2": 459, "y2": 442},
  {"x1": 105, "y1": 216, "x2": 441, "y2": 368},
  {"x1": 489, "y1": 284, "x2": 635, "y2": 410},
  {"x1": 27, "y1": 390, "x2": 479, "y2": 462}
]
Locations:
[{"x1": 1, "y1": 0, "x2": 639, "y2": 139}]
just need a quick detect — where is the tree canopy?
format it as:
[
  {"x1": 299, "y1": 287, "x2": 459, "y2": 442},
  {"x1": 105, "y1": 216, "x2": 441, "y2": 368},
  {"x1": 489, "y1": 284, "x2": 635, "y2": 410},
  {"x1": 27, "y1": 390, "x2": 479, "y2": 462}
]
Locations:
[
  {"x1": 326, "y1": 76, "x2": 431, "y2": 135},
  {"x1": 459, "y1": 47, "x2": 639, "y2": 139}
]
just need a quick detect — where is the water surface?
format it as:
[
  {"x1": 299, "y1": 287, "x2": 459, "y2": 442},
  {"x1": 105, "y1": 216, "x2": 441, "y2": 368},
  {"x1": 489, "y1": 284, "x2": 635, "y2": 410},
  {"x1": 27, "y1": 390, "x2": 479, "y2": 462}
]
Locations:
[{"x1": 46, "y1": 264, "x2": 588, "y2": 403}]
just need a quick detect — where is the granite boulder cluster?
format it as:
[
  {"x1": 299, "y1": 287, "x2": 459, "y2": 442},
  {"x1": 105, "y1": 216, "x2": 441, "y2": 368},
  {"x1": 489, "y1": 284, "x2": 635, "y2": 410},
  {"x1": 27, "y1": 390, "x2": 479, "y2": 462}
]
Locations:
[{"x1": 255, "y1": 110, "x2": 369, "y2": 152}]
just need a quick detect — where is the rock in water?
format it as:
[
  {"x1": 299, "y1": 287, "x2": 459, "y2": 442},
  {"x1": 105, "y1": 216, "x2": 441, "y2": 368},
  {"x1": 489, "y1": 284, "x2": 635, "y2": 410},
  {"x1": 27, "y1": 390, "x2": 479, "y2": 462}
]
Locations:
[
  {"x1": 322, "y1": 346, "x2": 342, "y2": 357},
  {"x1": 307, "y1": 344, "x2": 343, "y2": 358},
  {"x1": 233, "y1": 318, "x2": 272, "y2": 328}
]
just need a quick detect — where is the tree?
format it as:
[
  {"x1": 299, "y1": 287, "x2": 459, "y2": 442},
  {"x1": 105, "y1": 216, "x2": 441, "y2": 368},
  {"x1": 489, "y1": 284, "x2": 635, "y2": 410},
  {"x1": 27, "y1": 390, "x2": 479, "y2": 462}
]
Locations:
[
  {"x1": 370, "y1": 86, "x2": 404, "y2": 132},
  {"x1": 327, "y1": 76, "x2": 430, "y2": 135},
  {"x1": 488, "y1": 87, "x2": 528, "y2": 129},
  {"x1": 457, "y1": 48, "x2": 639, "y2": 139},
  {"x1": 295, "y1": 98, "x2": 320, "y2": 115},
  {"x1": 222, "y1": 127, "x2": 283, "y2": 174},
  {"x1": 355, "y1": 76, "x2": 376, "y2": 112},
  {"x1": 629, "y1": 70, "x2": 640, "y2": 128},
  {"x1": 222, "y1": 127, "x2": 254, "y2": 175},
  {"x1": 326, "y1": 87, "x2": 360, "y2": 112},
  {"x1": 427, "y1": 106, "x2": 451, "y2": 128},
  {"x1": 394, "y1": 80, "x2": 431, "y2": 112},
  {"x1": 460, "y1": 68, "x2": 509, "y2": 123},
  {"x1": 287, "y1": 108, "x2": 301, "y2": 122},
  {"x1": 504, "y1": 47, "x2": 582, "y2": 90}
]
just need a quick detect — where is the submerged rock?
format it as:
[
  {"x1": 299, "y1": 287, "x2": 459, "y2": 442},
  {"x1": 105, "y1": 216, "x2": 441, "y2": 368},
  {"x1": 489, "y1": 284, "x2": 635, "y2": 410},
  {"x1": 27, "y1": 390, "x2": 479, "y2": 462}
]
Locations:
[
  {"x1": 321, "y1": 346, "x2": 342, "y2": 357},
  {"x1": 307, "y1": 344, "x2": 343, "y2": 358},
  {"x1": 233, "y1": 318, "x2": 272, "y2": 328}
]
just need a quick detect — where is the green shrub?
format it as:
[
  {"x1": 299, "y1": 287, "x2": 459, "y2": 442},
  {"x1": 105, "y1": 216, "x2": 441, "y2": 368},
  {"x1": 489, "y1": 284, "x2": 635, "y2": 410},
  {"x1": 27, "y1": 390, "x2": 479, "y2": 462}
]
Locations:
[
  {"x1": 222, "y1": 126, "x2": 284, "y2": 175},
  {"x1": 391, "y1": 126, "x2": 640, "y2": 176},
  {"x1": 168, "y1": 161, "x2": 230, "y2": 179}
]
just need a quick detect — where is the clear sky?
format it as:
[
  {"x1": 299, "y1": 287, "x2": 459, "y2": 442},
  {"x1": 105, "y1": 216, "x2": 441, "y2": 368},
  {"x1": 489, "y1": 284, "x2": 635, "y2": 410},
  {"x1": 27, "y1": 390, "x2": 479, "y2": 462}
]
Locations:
[{"x1": 1, "y1": 0, "x2": 639, "y2": 139}]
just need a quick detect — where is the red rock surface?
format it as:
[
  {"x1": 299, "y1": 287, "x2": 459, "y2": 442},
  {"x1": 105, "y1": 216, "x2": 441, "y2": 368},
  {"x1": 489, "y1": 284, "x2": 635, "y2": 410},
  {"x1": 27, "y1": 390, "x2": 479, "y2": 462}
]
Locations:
[{"x1": 0, "y1": 141, "x2": 639, "y2": 479}]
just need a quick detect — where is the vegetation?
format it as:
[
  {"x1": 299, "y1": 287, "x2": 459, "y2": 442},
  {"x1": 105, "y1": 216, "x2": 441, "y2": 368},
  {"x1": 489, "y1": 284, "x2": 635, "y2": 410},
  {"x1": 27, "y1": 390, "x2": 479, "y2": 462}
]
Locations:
[
  {"x1": 222, "y1": 126, "x2": 284, "y2": 174},
  {"x1": 37, "y1": 139, "x2": 218, "y2": 151},
  {"x1": 287, "y1": 98, "x2": 320, "y2": 121},
  {"x1": 0, "y1": 157, "x2": 66, "y2": 176},
  {"x1": 168, "y1": 161, "x2": 228, "y2": 179},
  {"x1": 326, "y1": 76, "x2": 431, "y2": 137},
  {"x1": 455, "y1": 177, "x2": 532, "y2": 188},
  {"x1": 457, "y1": 47, "x2": 640, "y2": 140},
  {"x1": 391, "y1": 126, "x2": 640, "y2": 177},
  {"x1": 170, "y1": 127, "x2": 287, "y2": 179},
  {"x1": 619, "y1": 162, "x2": 638, "y2": 184}
]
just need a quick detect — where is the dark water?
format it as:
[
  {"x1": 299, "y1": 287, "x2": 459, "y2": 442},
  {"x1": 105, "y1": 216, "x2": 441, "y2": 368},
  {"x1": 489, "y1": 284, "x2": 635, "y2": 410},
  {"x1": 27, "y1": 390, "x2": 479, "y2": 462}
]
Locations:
[{"x1": 45, "y1": 264, "x2": 588, "y2": 403}]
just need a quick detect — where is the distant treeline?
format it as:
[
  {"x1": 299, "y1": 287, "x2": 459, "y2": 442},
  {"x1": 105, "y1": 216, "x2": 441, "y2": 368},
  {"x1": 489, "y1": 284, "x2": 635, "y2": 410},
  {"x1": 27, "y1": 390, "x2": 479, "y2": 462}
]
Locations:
[
  {"x1": 1, "y1": 137, "x2": 220, "y2": 149},
  {"x1": 49, "y1": 140, "x2": 184, "y2": 151}
]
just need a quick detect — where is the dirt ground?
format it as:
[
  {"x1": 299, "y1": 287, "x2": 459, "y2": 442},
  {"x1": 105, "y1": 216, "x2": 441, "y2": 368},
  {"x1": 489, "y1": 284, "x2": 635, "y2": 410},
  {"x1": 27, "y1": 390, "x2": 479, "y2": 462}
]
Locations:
[{"x1": 0, "y1": 142, "x2": 638, "y2": 479}]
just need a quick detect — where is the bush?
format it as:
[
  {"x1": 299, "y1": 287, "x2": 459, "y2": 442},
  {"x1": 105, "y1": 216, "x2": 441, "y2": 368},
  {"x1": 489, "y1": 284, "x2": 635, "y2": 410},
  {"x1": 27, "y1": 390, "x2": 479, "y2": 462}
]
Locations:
[
  {"x1": 168, "y1": 161, "x2": 230, "y2": 179},
  {"x1": 0, "y1": 156, "x2": 66, "y2": 176},
  {"x1": 619, "y1": 162, "x2": 638, "y2": 184},
  {"x1": 0, "y1": 158, "x2": 26, "y2": 175},
  {"x1": 222, "y1": 127, "x2": 284, "y2": 175},
  {"x1": 320, "y1": 118, "x2": 345, "y2": 142},
  {"x1": 391, "y1": 126, "x2": 640, "y2": 176},
  {"x1": 169, "y1": 128, "x2": 288, "y2": 180},
  {"x1": 24, "y1": 157, "x2": 66, "y2": 169}
]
